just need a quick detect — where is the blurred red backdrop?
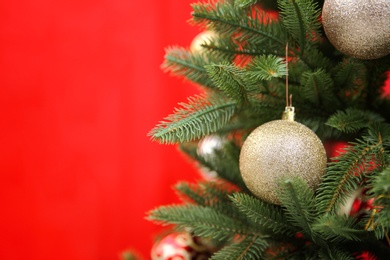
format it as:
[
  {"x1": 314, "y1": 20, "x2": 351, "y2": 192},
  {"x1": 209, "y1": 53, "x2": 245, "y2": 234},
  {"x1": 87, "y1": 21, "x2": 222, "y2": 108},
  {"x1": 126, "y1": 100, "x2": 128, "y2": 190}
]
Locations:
[{"x1": 0, "y1": 0, "x2": 201, "y2": 259}]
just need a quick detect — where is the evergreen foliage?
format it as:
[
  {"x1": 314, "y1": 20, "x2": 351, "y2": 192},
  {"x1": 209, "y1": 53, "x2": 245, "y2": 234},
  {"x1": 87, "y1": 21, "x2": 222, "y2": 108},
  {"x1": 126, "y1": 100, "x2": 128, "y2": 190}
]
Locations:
[
  {"x1": 162, "y1": 47, "x2": 217, "y2": 89},
  {"x1": 149, "y1": 93, "x2": 236, "y2": 144},
  {"x1": 230, "y1": 193, "x2": 297, "y2": 236},
  {"x1": 326, "y1": 108, "x2": 384, "y2": 134},
  {"x1": 245, "y1": 55, "x2": 287, "y2": 81},
  {"x1": 210, "y1": 236, "x2": 268, "y2": 260},
  {"x1": 179, "y1": 139, "x2": 250, "y2": 191},
  {"x1": 278, "y1": 0, "x2": 322, "y2": 53},
  {"x1": 368, "y1": 169, "x2": 390, "y2": 241},
  {"x1": 205, "y1": 62, "x2": 249, "y2": 105},
  {"x1": 147, "y1": 0, "x2": 390, "y2": 258},
  {"x1": 317, "y1": 124, "x2": 390, "y2": 215}
]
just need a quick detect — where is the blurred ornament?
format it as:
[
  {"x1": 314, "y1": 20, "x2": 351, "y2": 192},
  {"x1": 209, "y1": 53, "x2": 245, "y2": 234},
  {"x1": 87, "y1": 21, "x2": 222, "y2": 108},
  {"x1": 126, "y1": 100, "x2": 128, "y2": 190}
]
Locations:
[
  {"x1": 190, "y1": 30, "x2": 217, "y2": 55},
  {"x1": 322, "y1": 0, "x2": 390, "y2": 59},
  {"x1": 239, "y1": 107, "x2": 327, "y2": 204},
  {"x1": 264, "y1": 241, "x2": 296, "y2": 259},
  {"x1": 354, "y1": 251, "x2": 378, "y2": 260},
  {"x1": 380, "y1": 71, "x2": 390, "y2": 99},
  {"x1": 196, "y1": 135, "x2": 226, "y2": 179},
  {"x1": 197, "y1": 135, "x2": 225, "y2": 162},
  {"x1": 337, "y1": 188, "x2": 375, "y2": 217},
  {"x1": 324, "y1": 140, "x2": 349, "y2": 160},
  {"x1": 151, "y1": 232, "x2": 213, "y2": 260}
]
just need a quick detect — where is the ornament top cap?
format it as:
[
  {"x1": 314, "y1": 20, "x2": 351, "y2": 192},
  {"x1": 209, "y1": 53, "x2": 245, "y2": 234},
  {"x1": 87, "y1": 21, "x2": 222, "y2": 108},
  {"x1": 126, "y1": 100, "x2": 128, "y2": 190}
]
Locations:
[{"x1": 282, "y1": 106, "x2": 295, "y2": 121}]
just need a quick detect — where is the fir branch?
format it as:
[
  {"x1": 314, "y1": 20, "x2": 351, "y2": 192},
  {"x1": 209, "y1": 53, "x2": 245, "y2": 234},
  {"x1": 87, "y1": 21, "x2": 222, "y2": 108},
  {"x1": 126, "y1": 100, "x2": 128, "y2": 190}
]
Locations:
[
  {"x1": 278, "y1": 0, "x2": 322, "y2": 54},
  {"x1": 371, "y1": 167, "x2": 390, "y2": 201},
  {"x1": 277, "y1": 178, "x2": 318, "y2": 240},
  {"x1": 162, "y1": 46, "x2": 215, "y2": 89},
  {"x1": 231, "y1": 41, "x2": 287, "y2": 58},
  {"x1": 285, "y1": 47, "x2": 334, "y2": 76},
  {"x1": 303, "y1": 48, "x2": 333, "y2": 72},
  {"x1": 366, "y1": 167, "x2": 390, "y2": 240},
  {"x1": 202, "y1": 147, "x2": 250, "y2": 192},
  {"x1": 279, "y1": 0, "x2": 305, "y2": 54},
  {"x1": 245, "y1": 93, "x2": 285, "y2": 115},
  {"x1": 234, "y1": 0, "x2": 258, "y2": 9},
  {"x1": 203, "y1": 181, "x2": 238, "y2": 205},
  {"x1": 206, "y1": 62, "x2": 249, "y2": 105},
  {"x1": 312, "y1": 214, "x2": 364, "y2": 243},
  {"x1": 201, "y1": 36, "x2": 238, "y2": 62},
  {"x1": 318, "y1": 247, "x2": 354, "y2": 260},
  {"x1": 215, "y1": 107, "x2": 282, "y2": 134},
  {"x1": 191, "y1": 2, "x2": 287, "y2": 52},
  {"x1": 326, "y1": 108, "x2": 384, "y2": 134},
  {"x1": 211, "y1": 236, "x2": 268, "y2": 260},
  {"x1": 332, "y1": 58, "x2": 368, "y2": 107},
  {"x1": 372, "y1": 208, "x2": 390, "y2": 242},
  {"x1": 179, "y1": 140, "x2": 250, "y2": 192},
  {"x1": 299, "y1": 68, "x2": 338, "y2": 108},
  {"x1": 148, "y1": 94, "x2": 236, "y2": 144},
  {"x1": 317, "y1": 129, "x2": 386, "y2": 214},
  {"x1": 332, "y1": 58, "x2": 367, "y2": 91},
  {"x1": 148, "y1": 204, "x2": 262, "y2": 241},
  {"x1": 175, "y1": 181, "x2": 248, "y2": 223},
  {"x1": 230, "y1": 193, "x2": 298, "y2": 236},
  {"x1": 175, "y1": 181, "x2": 208, "y2": 206},
  {"x1": 191, "y1": 1, "x2": 328, "y2": 71},
  {"x1": 368, "y1": 123, "x2": 390, "y2": 146},
  {"x1": 245, "y1": 54, "x2": 287, "y2": 82},
  {"x1": 298, "y1": 115, "x2": 342, "y2": 140}
]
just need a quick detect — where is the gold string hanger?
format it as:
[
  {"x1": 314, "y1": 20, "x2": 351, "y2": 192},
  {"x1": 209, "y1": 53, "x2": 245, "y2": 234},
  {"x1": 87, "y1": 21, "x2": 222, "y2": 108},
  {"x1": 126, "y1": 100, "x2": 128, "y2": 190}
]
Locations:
[{"x1": 282, "y1": 42, "x2": 295, "y2": 121}]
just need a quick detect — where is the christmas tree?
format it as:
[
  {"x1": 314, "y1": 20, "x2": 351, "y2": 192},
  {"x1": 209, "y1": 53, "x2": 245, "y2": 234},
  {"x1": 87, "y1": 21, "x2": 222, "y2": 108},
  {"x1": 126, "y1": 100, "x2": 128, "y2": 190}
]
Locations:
[{"x1": 139, "y1": 0, "x2": 390, "y2": 259}]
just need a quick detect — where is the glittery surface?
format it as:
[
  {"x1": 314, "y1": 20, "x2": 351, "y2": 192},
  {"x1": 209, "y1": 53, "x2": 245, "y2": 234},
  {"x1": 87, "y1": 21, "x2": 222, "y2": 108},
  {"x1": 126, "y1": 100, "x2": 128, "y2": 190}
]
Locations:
[
  {"x1": 239, "y1": 120, "x2": 327, "y2": 205},
  {"x1": 322, "y1": 0, "x2": 390, "y2": 59}
]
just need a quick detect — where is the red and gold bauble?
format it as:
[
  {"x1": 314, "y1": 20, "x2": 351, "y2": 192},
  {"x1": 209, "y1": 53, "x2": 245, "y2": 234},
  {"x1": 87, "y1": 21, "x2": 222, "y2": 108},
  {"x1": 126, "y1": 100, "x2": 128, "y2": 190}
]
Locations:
[
  {"x1": 337, "y1": 188, "x2": 375, "y2": 218},
  {"x1": 151, "y1": 232, "x2": 214, "y2": 260}
]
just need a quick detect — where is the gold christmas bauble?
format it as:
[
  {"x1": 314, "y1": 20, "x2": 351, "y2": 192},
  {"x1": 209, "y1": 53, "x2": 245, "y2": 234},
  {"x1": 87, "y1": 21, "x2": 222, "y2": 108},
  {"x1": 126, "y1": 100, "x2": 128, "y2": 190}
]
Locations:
[
  {"x1": 322, "y1": 0, "x2": 390, "y2": 60},
  {"x1": 239, "y1": 120, "x2": 327, "y2": 204},
  {"x1": 190, "y1": 31, "x2": 217, "y2": 55}
]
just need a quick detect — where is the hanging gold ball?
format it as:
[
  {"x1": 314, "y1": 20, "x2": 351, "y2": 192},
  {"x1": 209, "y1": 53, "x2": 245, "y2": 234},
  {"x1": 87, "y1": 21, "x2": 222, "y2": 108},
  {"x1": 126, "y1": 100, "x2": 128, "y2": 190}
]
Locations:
[
  {"x1": 322, "y1": 0, "x2": 390, "y2": 60},
  {"x1": 239, "y1": 120, "x2": 327, "y2": 204},
  {"x1": 190, "y1": 30, "x2": 217, "y2": 55}
]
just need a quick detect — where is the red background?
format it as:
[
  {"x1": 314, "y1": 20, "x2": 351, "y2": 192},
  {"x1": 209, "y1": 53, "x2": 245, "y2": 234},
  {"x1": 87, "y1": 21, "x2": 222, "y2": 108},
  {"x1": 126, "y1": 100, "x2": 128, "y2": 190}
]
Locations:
[{"x1": 0, "y1": 0, "x2": 201, "y2": 259}]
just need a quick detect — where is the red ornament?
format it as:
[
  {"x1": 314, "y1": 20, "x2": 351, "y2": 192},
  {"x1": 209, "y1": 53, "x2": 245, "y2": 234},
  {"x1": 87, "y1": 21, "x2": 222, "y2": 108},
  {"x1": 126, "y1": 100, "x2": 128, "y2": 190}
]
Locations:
[
  {"x1": 354, "y1": 251, "x2": 378, "y2": 260},
  {"x1": 324, "y1": 140, "x2": 349, "y2": 160},
  {"x1": 350, "y1": 195, "x2": 375, "y2": 217},
  {"x1": 380, "y1": 71, "x2": 390, "y2": 99},
  {"x1": 151, "y1": 232, "x2": 213, "y2": 260},
  {"x1": 338, "y1": 188, "x2": 375, "y2": 217}
]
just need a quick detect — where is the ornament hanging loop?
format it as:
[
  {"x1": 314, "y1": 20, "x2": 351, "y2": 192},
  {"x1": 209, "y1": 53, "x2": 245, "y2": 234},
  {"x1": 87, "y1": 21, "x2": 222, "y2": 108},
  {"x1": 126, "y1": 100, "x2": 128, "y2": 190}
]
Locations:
[
  {"x1": 282, "y1": 42, "x2": 295, "y2": 121},
  {"x1": 282, "y1": 101, "x2": 295, "y2": 121}
]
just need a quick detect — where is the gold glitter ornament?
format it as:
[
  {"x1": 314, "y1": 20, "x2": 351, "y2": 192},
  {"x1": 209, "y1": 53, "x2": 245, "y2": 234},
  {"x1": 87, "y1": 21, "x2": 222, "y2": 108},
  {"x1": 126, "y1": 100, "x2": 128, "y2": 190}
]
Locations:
[
  {"x1": 322, "y1": 0, "x2": 390, "y2": 60},
  {"x1": 239, "y1": 108, "x2": 327, "y2": 205},
  {"x1": 190, "y1": 30, "x2": 217, "y2": 55}
]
